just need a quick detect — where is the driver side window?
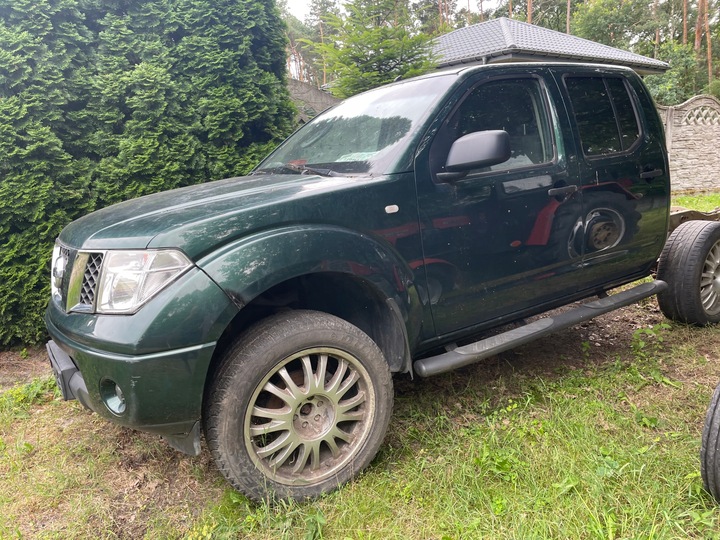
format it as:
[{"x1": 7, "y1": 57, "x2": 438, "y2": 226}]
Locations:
[{"x1": 433, "y1": 77, "x2": 555, "y2": 179}]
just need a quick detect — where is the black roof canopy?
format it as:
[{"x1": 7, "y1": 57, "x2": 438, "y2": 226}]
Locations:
[{"x1": 435, "y1": 17, "x2": 669, "y2": 75}]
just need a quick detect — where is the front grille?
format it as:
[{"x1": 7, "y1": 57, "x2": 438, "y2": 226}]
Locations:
[{"x1": 79, "y1": 253, "x2": 104, "y2": 306}]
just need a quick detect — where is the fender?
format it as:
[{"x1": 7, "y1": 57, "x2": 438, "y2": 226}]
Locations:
[{"x1": 196, "y1": 224, "x2": 425, "y2": 347}]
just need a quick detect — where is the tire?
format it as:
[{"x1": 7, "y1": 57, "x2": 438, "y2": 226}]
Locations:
[
  {"x1": 657, "y1": 220, "x2": 720, "y2": 325},
  {"x1": 547, "y1": 199, "x2": 583, "y2": 260},
  {"x1": 701, "y1": 381, "x2": 720, "y2": 502},
  {"x1": 549, "y1": 192, "x2": 640, "y2": 259},
  {"x1": 203, "y1": 310, "x2": 393, "y2": 501}
]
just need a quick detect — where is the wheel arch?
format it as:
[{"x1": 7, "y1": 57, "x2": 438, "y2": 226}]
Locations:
[
  {"x1": 199, "y1": 225, "x2": 424, "y2": 400},
  {"x1": 582, "y1": 182, "x2": 638, "y2": 201},
  {"x1": 203, "y1": 272, "x2": 415, "y2": 413}
]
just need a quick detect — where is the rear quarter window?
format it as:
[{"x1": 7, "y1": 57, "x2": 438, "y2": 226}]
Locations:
[{"x1": 564, "y1": 76, "x2": 641, "y2": 157}]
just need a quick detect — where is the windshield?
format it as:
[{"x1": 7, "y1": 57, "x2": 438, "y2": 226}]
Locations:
[{"x1": 255, "y1": 75, "x2": 455, "y2": 176}]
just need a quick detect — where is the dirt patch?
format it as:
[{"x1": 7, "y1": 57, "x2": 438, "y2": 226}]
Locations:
[
  {"x1": 102, "y1": 432, "x2": 223, "y2": 539},
  {"x1": 0, "y1": 347, "x2": 222, "y2": 539},
  {"x1": 0, "y1": 347, "x2": 51, "y2": 391}
]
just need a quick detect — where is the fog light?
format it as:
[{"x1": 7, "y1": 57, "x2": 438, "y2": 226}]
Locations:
[{"x1": 100, "y1": 379, "x2": 126, "y2": 415}]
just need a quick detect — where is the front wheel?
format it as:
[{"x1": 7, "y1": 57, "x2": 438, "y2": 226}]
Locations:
[
  {"x1": 204, "y1": 310, "x2": 393, "y2": 501},
  {"x1": 657, "y1": 220, "x2": 720, "y2": 325}
]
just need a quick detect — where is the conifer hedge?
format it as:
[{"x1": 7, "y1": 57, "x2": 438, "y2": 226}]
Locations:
[{"x1": 0, "y1": 0, "x2": 295, "y2": 345}]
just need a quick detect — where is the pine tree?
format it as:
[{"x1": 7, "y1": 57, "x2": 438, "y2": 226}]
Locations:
[
  {"x1": 312, "y1": 0, "x2": 435, "y2": 98},
  {"x1": 0, "y1": 0, "x2": 295, "y2": 345}
]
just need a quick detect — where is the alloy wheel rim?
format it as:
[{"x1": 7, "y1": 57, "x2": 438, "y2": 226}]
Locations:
[
  {"x1": 244, "y1": 347, "x2": 376, "y2": 486},
  {"x1": 701, "y1": 239, "x2": 720, "y2": 316}
]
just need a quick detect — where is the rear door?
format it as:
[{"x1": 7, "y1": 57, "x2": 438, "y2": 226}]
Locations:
[{"x1": 552, "y1": 67, "x2": 670, "y2": 287}]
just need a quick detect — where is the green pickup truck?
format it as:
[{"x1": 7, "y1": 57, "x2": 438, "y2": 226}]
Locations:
[{"x1": 46, "y1": 62, "x2": 720, "y2": 501}]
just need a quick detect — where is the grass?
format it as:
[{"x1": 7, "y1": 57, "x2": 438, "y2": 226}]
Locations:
[
  {"x1": 673, "y1": 192, "x2": 720, "y2": 212},
  {"x1": 3, "y1": 316, "x2": 719, "y2": 539},
  {"x1": 2, "y1": 194, "x2": 720, "y2": 538}
]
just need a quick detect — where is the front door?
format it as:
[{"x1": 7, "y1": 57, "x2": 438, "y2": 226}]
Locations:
[{"x1": 416, "y1": 71, "x2": 584, "y2": 337}]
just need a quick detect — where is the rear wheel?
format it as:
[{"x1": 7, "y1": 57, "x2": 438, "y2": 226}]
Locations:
[
  {"x1": 549, "y1": 193, "x2": 640, "y2": 259},
  {"x1": 583, "y1": 205, "x2": 626, "y2": 252},
  {"x1": 657, "y1": 220, "x2": 720, "y2": 325},
  {"x1": 204, "y1": 310, "x2": 393, "y2": 501}
]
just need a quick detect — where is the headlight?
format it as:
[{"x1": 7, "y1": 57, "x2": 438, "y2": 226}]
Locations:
[
  {"x1": 50, "y1": 242, "x2": 67, "y2": 303},
  {"x1": 96, "y1": 250, "x2": 192, "y2": 314}
]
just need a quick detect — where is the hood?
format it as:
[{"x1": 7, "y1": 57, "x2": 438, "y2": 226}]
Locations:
[{"x1": 60, "y1": 173, "x2": 366, "y2": 259}]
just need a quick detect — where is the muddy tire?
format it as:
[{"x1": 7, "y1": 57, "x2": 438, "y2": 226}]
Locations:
[
  {"x1": 702, "y1": 381, "x2": 720, "y2": 502},
  {"x1": 203, "y1": 310, "x2": 393, "y2": 501},
  {"x1": 657, "y1": 220, "x2": 720, "y2": 325}
]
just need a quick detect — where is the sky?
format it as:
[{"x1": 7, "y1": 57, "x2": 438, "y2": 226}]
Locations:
[
  {"x1": 287, "y1": 0, "x2": 311, "y2": 22},
  {"x1": 285, "y1": 0, "x2": 496, "y2": 25}
]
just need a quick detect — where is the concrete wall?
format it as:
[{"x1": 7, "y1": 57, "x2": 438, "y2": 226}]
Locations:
[{"x1": 657, "y1": 95, "x2": 720, "y2": 193}]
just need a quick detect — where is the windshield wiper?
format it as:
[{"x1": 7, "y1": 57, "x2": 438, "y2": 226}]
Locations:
[
  {"x1": 282, "y1": 163, "x2": 340, "y2": 177},
  {"x1": 251, "y1": 163, "x2": 343, "y2": 177}
]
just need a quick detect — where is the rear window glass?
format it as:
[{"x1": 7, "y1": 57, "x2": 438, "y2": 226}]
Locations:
[{"x1": 565, "y1": 76, "x2": 641, "y2": 156}]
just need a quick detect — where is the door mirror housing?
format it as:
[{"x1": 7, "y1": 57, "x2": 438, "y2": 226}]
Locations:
[{"x1": 438, "y1": 130, "x2": 511, "y2": 182}]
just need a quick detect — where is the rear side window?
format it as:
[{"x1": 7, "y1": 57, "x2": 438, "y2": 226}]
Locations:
[{"x1": 565, "y1": 76, "x2": 641, "y2": 156}]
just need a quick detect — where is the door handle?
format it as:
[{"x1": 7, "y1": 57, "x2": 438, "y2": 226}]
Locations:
[
  {"x1": 547, "y1": 185, "x2": 578, "y2": 197},
  {"x1": 640, "y1": 168, "x2": 663, "y2": 180}
]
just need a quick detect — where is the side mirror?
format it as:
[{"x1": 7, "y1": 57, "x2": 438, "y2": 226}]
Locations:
[{"x1": 437, "y1": 130, "x2": 511, "y2": 182}]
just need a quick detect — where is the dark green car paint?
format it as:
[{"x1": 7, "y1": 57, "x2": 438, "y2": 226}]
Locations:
[
  {"x1": 45, "y1": 63, "x2": 670, "y2": 445},
  {"x1": 416, "y1": 68, "x2": 585, "y2": 336}
]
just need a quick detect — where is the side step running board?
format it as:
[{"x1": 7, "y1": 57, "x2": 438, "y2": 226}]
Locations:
[{"x1": 413, "y1": 280, "x2": 667, "y2": 378}]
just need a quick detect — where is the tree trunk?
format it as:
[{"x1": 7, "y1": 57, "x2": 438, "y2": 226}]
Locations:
[
  {"x1": 683, "y1": 0, "x2": 688, "y2": 45},
  {"x1": 319, "y1": 21, "x2": 326, "y2": 86},
  {"x1": 705, "y1": 0, "x2": 713, "y2": 85},
  {"x1": 299, "y1": 51, "x2": 306, "y2": 83},
  {"x1": 438, "y1": 0, "x2": 450, "y2": 28},
  {"x1": 508, "y1": 0, "x2": 513, "y2": 19},
  {"x1": 695, "y1": 0, "x2": 704, "y2": 53},
  {"x1": 527, "y1": 0, "x2": 533, "y2": 23},
  {"x1": 286, "y1": 37, "x2": 303, "y2": 82},
  {"x1": 566, "y1": 0, "x2": 571, "y2": 34},
  {"x1": 653, "y1": 0, "x2": 660, "y2": 58}
]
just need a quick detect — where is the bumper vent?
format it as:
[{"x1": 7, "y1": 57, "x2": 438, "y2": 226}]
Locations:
[{"x1": 79, "y1": 253, "x2": 104, "y2": 307}]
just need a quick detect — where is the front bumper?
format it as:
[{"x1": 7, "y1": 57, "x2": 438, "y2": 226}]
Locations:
[
  {"x1": 46, "y1": 340, "x2": 208, "y2": 456},
  {"x1": 44, "y1": 266, "x2": 239, "y2": 454},
  {"x1": 45, "y1": 320, "x2": 217, "y2": 446}
]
